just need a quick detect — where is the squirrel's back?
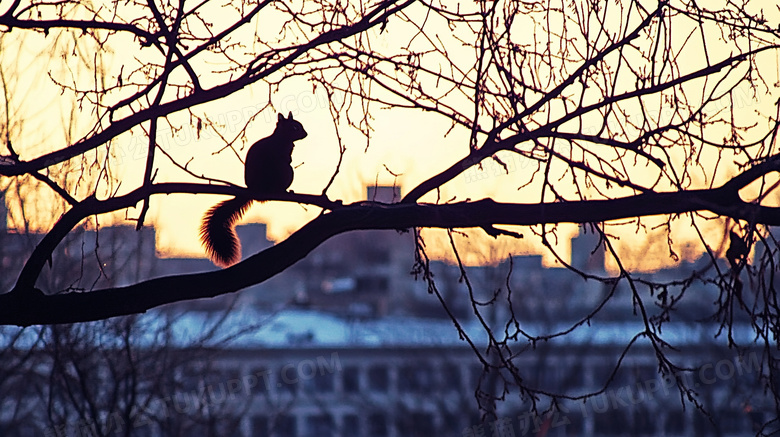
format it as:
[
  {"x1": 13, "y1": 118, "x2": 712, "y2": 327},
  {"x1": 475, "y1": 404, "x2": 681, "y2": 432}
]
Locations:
[{"x1": 245, "y1": 113, "x2": 307, "y2": 193}]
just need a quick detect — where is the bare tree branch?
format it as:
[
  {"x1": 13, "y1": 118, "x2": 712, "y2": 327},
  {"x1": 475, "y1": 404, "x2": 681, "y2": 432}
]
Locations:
[{"x1": 4, "y1": 156, "x2": 780, "y2": 325}]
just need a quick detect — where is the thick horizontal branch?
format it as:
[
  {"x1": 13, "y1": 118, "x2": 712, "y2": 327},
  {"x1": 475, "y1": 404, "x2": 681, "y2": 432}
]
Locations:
[
  {"x1": 12, "y1": 183, "x2": 341, "y2": 292},
  {"x1": 2, "y1": 160, "x2": 780, "y2": 325},
  {"x1": 0, "y1": 17, "x2": 157, "y2": 42}
]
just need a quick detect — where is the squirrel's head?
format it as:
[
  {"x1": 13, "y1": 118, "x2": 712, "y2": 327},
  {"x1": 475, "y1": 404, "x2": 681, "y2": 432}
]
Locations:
[{"x1": 276, "y1": 112, "x2": 307, "y2": 141}]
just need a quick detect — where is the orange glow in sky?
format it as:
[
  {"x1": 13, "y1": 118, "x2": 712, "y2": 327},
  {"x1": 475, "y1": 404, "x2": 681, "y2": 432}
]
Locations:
[{"x1": 1, "y1": 2, "x2": 779, "y2": 272}]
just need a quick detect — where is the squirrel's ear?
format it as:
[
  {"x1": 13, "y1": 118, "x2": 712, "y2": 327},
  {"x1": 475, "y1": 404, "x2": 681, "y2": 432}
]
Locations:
[
  {"x1": 277, "y1": 113, "x2": 284, "y2": 122},
  {"x1": 287, "y1": 111, "x2": 293, "y2": 120}
]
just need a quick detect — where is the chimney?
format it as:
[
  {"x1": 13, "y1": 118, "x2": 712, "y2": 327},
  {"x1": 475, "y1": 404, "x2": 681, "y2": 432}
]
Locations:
[
  {"x1": 0, "y1": 191, "x2": 6, "y2": 232},
  {"x1": 366, "y1": 185, "x2": 401, "y2": 203},
  {"x1": 236, "y1": 223, "x2": 272, "y2": 259},
  {"x1": 570, "y1": 228, "x2": 605, "y2": 273}
]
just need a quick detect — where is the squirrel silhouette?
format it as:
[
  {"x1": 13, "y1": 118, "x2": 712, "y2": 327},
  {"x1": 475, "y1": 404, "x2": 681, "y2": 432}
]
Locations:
[{"x1": 200, "y1": 112, "x2": 307, "y2": 266}]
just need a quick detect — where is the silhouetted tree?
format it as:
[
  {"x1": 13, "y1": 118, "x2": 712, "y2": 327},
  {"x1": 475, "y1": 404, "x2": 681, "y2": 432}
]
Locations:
[{"x1": 2, "y1": 0, "x2": 780, "y2": 432}]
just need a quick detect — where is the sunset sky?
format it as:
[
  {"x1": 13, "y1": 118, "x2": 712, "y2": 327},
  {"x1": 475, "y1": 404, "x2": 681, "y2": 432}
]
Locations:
[{"x1": 1, "y1": 1, "x2": 779, "y2": 271}]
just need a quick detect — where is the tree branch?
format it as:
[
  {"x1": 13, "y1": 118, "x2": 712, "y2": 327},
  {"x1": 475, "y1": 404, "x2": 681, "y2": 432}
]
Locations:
[
  {"x1": 13, "y1": 183, "x2": 342, "y2": 292},
  {"x1": 4, "y1": 158, "x2": 780, "y2": 325},
  {"x1": 0, "y1": 17, "x2": 158, "y2": 43},
  {"x1": 402, "y1": 44, "x2": 779, "y2": 203}
]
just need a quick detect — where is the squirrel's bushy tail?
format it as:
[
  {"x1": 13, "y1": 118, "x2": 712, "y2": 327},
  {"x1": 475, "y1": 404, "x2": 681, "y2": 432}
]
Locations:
[{"x1": 200, "y1": 197, "x2": 253, "y2": 267}]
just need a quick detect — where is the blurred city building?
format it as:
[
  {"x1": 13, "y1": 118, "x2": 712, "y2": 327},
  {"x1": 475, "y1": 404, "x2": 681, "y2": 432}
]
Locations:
[{"x1": 0, "y1": 186, "x2": 774, "y2": 436}]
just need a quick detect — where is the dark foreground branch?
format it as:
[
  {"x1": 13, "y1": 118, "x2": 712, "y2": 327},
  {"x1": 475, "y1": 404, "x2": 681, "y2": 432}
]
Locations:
[
  {"x1": 12, "y1": 183, "x2": 342, "y2": 292},
  {"x1": 2, "y1": 161, "x2": 780, "y2": 325}
]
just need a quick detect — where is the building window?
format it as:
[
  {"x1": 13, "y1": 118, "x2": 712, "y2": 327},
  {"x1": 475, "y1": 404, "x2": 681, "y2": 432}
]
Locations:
[
  {"x1": 343, "y1": 414, "x2": 360, "y2": 437},
  {"x1": 211, "y1": 416, "x2": 242, "y2": 436},
  {"x1": 129, "y1": 422, "x2": 155, "y2": 437},
  {"x1": 718, "y1": 411, "x2": 750, "y2": 434},
  {"x1": 560, "y1": 362, "x2": 585, "y2": 388},
  {"x1": 441, "y1": 364, "x2": 461, "y2": 392},
  {"x1": 181, "y1": 418, "x2": 209, "y2": 435},
  {"x1": 272, "y1": 414, "x2": 297, "y2": 437},
  {"x1": 368, "y1": 366, "x2": 389, "y2": 392},
  {"x1": 693, "y1": 411, "x2": 717, "y2": 436},
  {"x1": 277, "y1": 367, "x2": 298, "y2": 395},
  {"x1": 252, "y1": 416, "x2": 269, "y2": 437},
  {"x1": 365, "y1": 248, "x2": 390, "y2": 264},
  {"x1": 591, "y1": 360, "x2": 615, "y2": 388},
  {"x1": 632, "y1": 364, "x2": 657, "y2": 383},
  {"x1": 538, "y1": 364, "x2": 562, "y2": 388},
  {"x1": 251, "y1": 366, "x2": 271, "y2": 393},
  {"x1": 440, "y1": 412, "x2": 462, "y2": 435},
  {"x1": 201, "y1": 365, "x2": 241, "y2": 389},
  {"x1": 180, "y1": 361, "x2": 206, "y2": 391},
  {"x1": 616, "y1": 363, "x2": 655, "y2": 386},
  {"x1": 399, "y1": 363, "x2": 434, "y2": 393},
  {"x1": 469, "y1": 365, "x2": 484, "y2": 389},
  {"x1": 399, "y1": 413, "x2": 434, "y2": 437},
  {"x1": 368, "y1": 414, "x2": 388, "y2": 437},
  {"x1": 304, "y1": 371, "x2": 334, "y2": 393},
  {"x1": 306, "y1": 414, "x2": 334, "y2": 437},
  {"x1": 356, "y1": 275, "x2": 389, "y2": 293},
  {"x1": 343, "y1": 366, "x2": 360, "y2": 393},
  {"x1": 664, "y1": 410, "x2": 685, "y2": 435},
  {"x1": 556, "y1": 410, "x2": 582, "y2": 435},
  {"x1": 631, "y1": 406, "x2": 656, "y2": 436},
  {"x1": 748, "y1": 411, "x2": 765, "y2": 433},
  {"x1": 593, "y1": 409, "x2": 630, "y2": 435}
]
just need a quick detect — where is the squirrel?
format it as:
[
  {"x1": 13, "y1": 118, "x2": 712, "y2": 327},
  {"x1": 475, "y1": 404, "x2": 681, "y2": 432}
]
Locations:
[{"x1": 200, "y1": 112, "x2": 307, "y2": 266}]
